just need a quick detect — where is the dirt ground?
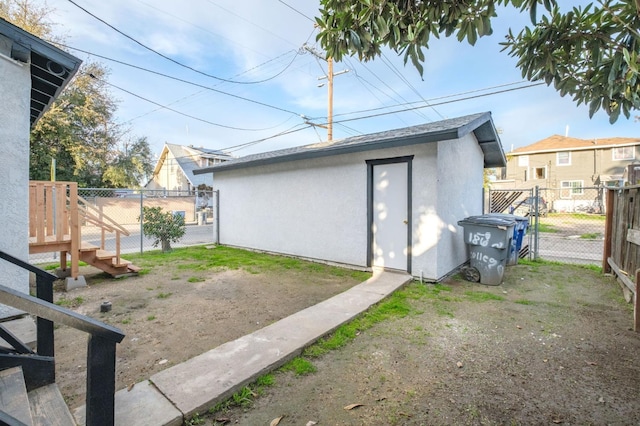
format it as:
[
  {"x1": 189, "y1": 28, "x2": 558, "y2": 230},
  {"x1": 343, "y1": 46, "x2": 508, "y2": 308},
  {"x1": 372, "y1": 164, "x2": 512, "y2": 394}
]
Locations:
[
  {"x1": 214, "y1": 263, "x2": 640, "y2": 426},
  {"x1": 51, "y1": 258, "x2": 640, "y2": 426},
  {"x1": 50, "y1": 262, "x2": 364, "y2": 411}
]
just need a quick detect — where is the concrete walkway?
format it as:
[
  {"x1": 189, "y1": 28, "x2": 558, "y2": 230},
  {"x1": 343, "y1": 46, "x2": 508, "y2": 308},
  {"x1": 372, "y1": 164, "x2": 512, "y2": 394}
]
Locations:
[{"x1": 73, "y1": 269, "x2": 412, "y2": 425}]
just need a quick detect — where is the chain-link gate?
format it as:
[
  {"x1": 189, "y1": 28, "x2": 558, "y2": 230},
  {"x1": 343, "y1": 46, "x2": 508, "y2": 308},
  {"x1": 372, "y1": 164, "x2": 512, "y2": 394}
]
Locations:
[
  {"x1": 488, "y1": 188, "x2": 535, "y2": 260},
  {"x1": 488, "y1": 186, "x2": 606, "y2": 265},
  {"x1": 29, "y1": 187, "x2": 219, "y2": 265}
]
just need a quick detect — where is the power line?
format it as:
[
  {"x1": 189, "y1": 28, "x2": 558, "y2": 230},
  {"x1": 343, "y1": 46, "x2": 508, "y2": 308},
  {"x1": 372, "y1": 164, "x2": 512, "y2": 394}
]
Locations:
[
  {"x1": 333, "y1": 80, "x2": 536, "y2": 119},
  {"x1": 380, "y1": 52, "x2": 445, "y2": 120},
  {"x1": 66, "y1": 0, "x2": 285, "y2": 85},
  {"x1": 331, "y1": 82, "x2": 546, "y2": 125},
  {"x1": 277, "y1": 0, "x2": 315, "y2": 22},
  {"x1": 59, "y1": 43, "x2": 303, "y2": 117},
  {"x1": 87, "y1": 72, "x2": 288, "y2": 131}
]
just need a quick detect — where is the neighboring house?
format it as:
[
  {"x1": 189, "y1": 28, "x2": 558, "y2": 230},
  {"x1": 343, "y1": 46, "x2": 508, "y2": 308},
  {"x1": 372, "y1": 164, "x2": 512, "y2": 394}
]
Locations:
[
  {"x1": 0, "y1": 18, "x2": 81, "y2": 317},
  {"x1": 499, "y1": 135, "x2": 640, "y2": 189},
  {"x1": 145, "y1": 143, "x2": 232, "y2": 195},
  {"x1": 194, "y1": 112, "x2": 506, "y2": 281},
  {"x1": 494, "y1": 135, "x2": 640, "y2": 213}
]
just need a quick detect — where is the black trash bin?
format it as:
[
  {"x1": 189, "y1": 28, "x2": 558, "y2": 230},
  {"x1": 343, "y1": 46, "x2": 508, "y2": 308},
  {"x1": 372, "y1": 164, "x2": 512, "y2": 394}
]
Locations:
[{"x1": 457, "y1": 215, "x2": 516, "y2": 285}]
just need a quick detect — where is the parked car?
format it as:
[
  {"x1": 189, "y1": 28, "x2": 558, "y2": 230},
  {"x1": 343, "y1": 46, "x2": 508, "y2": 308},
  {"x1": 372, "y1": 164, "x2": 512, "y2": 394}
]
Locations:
[{"x1": 512, "y1": 196, "x2": 548, "y2": 217}]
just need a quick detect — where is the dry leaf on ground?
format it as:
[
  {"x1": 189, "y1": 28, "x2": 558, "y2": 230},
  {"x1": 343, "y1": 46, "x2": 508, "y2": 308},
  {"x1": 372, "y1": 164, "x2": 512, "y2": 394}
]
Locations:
[{"x1": 344, "y1": 403, "x2": 364, "y2": 410}]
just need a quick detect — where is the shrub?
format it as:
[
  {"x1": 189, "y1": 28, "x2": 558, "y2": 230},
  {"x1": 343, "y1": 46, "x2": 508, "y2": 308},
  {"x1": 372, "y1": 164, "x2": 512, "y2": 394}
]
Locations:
[{"x1": 140, "y1": 206, "x2": 186, "y2": 252}]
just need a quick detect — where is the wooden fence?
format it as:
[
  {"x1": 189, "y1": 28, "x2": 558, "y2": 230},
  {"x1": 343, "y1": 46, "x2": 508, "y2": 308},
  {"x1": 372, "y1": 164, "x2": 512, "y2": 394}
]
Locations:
[{"x1": 603, "y1": 186, "x2": 640, "y2": 331}]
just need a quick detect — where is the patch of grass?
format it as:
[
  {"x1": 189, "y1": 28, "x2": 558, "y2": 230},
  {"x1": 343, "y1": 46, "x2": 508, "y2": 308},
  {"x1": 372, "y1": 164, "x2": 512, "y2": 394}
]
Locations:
[
  {"x1": 231, "y1": 386, "x2": 256, "y2": 407},
  {"x1": 464, "y1": 291, "x2": 505, "y2": 302},
  {"x1": 255, "y1": 373, "x2": 275, "y2": 388},
  {"x1": 208, "y1": 374, "x2": 274, "y2": 416},
  {"x1": 124, "y1": 245, "x2": 372, "y2": 281},
  {"x1": 55, "y1": 296, "x2": 84, "y2": 308},
  {"x1": 580, "y1": 232, "x2": 601, "y2": 239},
  {"x1": 514, "y1": 299, "x2": 537, "y2": 305},
  {"x1": 185, "y1": 413, "x2": 205, "y2": 425},
  {"x1": 280, "y1": 357, "x2": 317, "y2": 376},
  {"x1": 187, "y1": 276, "x2": 205, "y2": 283},
  {"x1": 537, "y1": 222, "x2": 558, "y2": 233},
  {"x1": 146, "y1": 315, "x2": 156, "y2": 321},
  {"x1": 304, "y1": 289, "x2": 418, "y2": 358},
  {"x1": 569, "y1": 213, "x2": 606, "y2": 221},
  {"x1": 121, "y1": 318, "x2": 131, "y2": 324},
  {"x1": 156, "y1": 292, "x2": 172, "y2": 299}
]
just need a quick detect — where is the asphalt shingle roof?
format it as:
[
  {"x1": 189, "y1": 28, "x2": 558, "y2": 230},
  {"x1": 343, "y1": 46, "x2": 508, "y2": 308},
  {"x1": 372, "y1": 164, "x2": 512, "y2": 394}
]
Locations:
[{"x1": 194, "y1": 112, "x2": 505, "y2": 175}]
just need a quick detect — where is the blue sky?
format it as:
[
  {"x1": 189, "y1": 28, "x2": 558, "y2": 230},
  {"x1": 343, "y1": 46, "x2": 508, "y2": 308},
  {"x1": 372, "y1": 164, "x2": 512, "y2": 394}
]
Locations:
[{"x1": 43, "y1": 0, "x2": 638, "y2": 158}]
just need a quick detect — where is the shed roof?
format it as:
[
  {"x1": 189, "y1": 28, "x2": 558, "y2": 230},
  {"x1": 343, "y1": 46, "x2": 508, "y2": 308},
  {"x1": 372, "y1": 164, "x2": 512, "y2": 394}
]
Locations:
[
  {"x1": 194, "y1": 112, "x2": 505, "y2": 175},
  {"x1": 0, "y1": 18, "x2": 82, "y2": 126},
  {"x1": 511, "y1": 134, "x2": 640, "y2": 155}
]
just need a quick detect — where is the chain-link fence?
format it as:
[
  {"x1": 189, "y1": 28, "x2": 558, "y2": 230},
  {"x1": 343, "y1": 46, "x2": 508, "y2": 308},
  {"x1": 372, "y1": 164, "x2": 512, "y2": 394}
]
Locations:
[
  {"x1": 488, "y1": 186, "x2": 607, "y2": 266},
  {"x1": 29, "y1": 188, "x2": 218, "y2": 265}
]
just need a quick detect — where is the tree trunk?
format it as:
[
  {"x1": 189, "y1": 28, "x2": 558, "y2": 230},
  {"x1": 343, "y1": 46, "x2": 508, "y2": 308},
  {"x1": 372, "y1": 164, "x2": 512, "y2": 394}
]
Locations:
[{"x1": 161, "y1": 239, "x2": 171, "y2": 252}]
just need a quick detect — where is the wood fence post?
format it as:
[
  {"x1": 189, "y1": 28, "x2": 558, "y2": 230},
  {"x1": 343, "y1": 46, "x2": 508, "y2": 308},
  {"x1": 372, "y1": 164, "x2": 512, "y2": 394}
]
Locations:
[{"x1": 603, "y1": 188, "x2": 615, "y2": 273}]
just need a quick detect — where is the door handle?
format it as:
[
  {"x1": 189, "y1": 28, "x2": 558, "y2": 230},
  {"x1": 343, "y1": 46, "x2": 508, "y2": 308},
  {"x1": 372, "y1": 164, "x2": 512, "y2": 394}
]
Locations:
[{"x1": 403, "y1": 220, "x2": 408, "y2": 224}]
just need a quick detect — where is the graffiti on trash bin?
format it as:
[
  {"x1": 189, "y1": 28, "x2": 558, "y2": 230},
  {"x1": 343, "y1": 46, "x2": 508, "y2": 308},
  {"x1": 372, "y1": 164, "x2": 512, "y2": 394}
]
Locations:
[
  {"x1": 471, "y1": 251, "x2": 499, "y2": 268},
  {"x1": 467, "y1": 231, "x2": 505, "y2": 248}
]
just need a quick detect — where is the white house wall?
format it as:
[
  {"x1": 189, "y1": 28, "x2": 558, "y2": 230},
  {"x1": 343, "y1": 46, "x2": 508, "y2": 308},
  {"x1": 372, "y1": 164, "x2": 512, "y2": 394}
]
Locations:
[
  {"x1": 435, "y1": 134, "x2": 484, "y2": 278},
  {"x1": 216, "y1": 152, "x2": 369, "y2": 266},
  {"x1": 0, "y1": 52, "x2": 31, "y2": 317},
  {"x1": 216, "y1": 139, "x2": 487, "y2": 281}
]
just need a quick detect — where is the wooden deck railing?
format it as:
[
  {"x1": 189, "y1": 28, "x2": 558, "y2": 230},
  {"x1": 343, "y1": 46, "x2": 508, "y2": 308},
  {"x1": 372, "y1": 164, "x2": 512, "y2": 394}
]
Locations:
[
  {"x1": 28, "y1": 181, "x2": 130, "y2": 277},
  {"x1": 0, "y1": 250, "x2": 124, "y2": 425}
]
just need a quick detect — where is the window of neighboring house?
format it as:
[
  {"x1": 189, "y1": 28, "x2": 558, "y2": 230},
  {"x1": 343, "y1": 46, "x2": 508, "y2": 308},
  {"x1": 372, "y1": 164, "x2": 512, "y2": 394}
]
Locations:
[
  {"x1": 612, "y1": 146, "x2": 635, "y2": 161},
  {"x1": 560, "y1": 180, "x2": 584, "y2": 198},
  {"x1": 557, "y1": 151, "x2": 571, "y2": 166},
  {"x1": 534, "y1": 166, "x2": 546, "y2": 180},
  {"x1": 518, "y1": 155, "x2": 529, "y2": 167}
]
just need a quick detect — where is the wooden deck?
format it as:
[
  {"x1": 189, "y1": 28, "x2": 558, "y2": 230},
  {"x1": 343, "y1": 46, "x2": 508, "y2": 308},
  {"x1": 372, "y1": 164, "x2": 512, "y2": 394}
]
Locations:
[{"x1": 27, "y1": 181, "x2": 138, "y2": 279}]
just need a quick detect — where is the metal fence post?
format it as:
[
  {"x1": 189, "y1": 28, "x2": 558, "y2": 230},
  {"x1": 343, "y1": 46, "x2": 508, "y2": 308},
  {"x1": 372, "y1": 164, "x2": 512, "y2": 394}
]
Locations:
[
  {"x1": 533, "y1": 185, "x2": 540, "y2": 260},
  {"x1": 139, "y1": 192, "x2": 144, "y2": 255},
  {"x1": 215, "y1": 190, "x2": 220, "y2": 244}
]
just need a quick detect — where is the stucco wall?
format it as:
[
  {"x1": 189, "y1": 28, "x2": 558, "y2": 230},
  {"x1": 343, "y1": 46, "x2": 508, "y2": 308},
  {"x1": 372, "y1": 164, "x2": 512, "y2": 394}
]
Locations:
[
  {"x1": 214, "y1": 139, "x2": 485, "y2": 281},
  {"x1": 0, "y1": 53, "x2": 31, "y2": 317},
  {"x1": 216, "y1": 152, "x2": 370, "y2": 266},
  {"x1": 433, "y1": 133, "x2": 485, "y2": 279}
]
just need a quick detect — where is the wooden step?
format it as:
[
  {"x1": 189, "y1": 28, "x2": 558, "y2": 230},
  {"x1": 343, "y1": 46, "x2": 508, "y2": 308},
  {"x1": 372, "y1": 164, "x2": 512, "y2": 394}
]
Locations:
[
  {"x1": 95, "y1": 249, "x2": 114, "y2": 261},
  {"x1": 0, "y1": 316, "x2": 36, "y2": 351},
  {"x1": 28, "y1": 384, "x2": 76, "y2": 426},
  {"x1": 79, "y1": 242, "x2": 99, "y2": 252},
  {"x1": 0, "y1": 366, "x2": 33, "y2": 425}
]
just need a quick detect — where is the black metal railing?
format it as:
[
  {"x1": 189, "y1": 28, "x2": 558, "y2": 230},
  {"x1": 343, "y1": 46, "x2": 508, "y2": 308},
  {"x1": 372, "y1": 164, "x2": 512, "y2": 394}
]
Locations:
[{"x1": 0, "y1": 250, "x2": 125, "y2": 426}]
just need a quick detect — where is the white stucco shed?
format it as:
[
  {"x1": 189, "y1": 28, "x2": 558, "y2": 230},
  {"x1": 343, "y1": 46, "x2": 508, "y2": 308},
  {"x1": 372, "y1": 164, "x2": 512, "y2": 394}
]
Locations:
[{"x1": 195, "y1": 112, "x2": 506, "y2": 281}]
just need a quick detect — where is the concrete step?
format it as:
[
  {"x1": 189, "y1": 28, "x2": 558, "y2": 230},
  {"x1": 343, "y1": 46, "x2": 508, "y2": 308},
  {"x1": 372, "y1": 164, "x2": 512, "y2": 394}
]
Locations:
[{"x1": 0, "y1": 366, "x2": 33, "y2": 425}]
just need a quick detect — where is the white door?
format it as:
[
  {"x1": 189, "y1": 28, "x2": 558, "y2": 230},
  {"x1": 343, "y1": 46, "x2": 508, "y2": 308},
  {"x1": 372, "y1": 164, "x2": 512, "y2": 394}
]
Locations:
[{"x1": 372, "y1": 162, "x2": 409, "y2": 270}]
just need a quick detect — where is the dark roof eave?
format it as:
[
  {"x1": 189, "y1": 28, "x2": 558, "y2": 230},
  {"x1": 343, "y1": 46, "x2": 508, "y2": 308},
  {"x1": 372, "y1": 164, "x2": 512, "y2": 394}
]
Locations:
[
  {"x1": 194, "y1": 128, "x2": 463, "y2": 175},
  {"x1": 193, "y1": 112, "x2": 506, "y2": 175}
]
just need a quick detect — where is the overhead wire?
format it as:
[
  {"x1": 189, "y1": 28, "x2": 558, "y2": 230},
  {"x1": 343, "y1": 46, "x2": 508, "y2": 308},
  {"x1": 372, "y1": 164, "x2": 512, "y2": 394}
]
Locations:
[
  {"x1": 58, "y1": 43, "x2": 304, "y2": 116},
  {"x1": 277, "y1": 0, "x2": 315, "y2": 22},
  {"x1": 380, "y1": 52, "x2": 446, "y2": 120},
  {"x1": 66, "y1": 0, "x2": 293, "y2": 85},
  {"x1": 87, "y1": 72, "x2": 289, "y2": 131}
]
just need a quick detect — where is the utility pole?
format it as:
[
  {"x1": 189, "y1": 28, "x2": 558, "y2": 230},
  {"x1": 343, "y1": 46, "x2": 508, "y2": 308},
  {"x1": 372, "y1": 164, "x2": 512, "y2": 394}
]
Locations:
[{"x1": 302, "y1": 44, "x2": 348, "y2": 141}]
